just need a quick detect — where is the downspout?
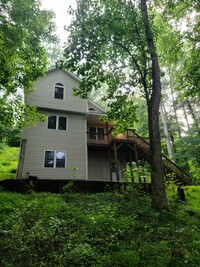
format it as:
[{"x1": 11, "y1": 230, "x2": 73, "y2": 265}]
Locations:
[{"x1": 85, "y1": 114, "x2": 88, "y2": 180}]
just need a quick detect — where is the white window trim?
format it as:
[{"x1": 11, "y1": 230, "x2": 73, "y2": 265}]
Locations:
[
  {"x1": 43, "y1": 150, "x2": 67, "y2": 169},
  {"x1": 47, "y1": 114, "x2": 68, "y2": 131},
  {"x1": 54, "y1": 82, "x2": 65, "y2": 100}
]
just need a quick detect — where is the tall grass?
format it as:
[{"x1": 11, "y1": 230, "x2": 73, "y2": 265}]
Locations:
[
  {"x1": 184, "y1": 186, "x2": 200, "y2": 213},
  {"x1": 0, "y1": 143, "x2": 19, "y2": 180}
]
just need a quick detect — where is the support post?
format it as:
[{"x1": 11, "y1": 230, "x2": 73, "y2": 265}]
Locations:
[
  {"x1": 134, "y1": 142, "x2": 139, "y2": 168},
  {"x1": 129, "y1": 150, "x2": 134, "y2": 182},
  {"x1": 108, "y1": 146, "x2": 112, "y2": 181},
  {"x1": 113, "y1": 142, "x2": 120, "y2": 181},
  {"x1": 106, "y1": 122, "x2": 109, "y2": 143}
]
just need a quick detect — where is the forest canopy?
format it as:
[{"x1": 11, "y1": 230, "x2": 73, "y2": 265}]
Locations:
[{"x1": 0, "y1": 0, "x2": 57, "y2": 129}]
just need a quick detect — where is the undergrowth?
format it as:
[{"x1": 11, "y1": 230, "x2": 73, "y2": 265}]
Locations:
[
  {"x1": 0, "y1": 185, "x2": 199, "y2": 267},
  {"x1": 0, "y1": 143, "x2": 19, "y2": 180}
]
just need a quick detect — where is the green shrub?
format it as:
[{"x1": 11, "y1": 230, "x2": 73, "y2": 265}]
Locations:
[
  {"x1": 0, "y1": 144, "x2": 19, "y2": 180},
  {"x1": 0, "y1": 188, "x2": 200, "y2": 267},
  {"x1": 110, "y1": 250, "x2": 140, "y2": 267},
  {"x1": 184, "y1": 186, "x2": 200, "y2": 213}
]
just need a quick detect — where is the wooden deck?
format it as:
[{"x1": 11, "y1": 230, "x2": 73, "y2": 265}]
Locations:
[{"x1": 87, "y1": 128, "x2": 192, "y2": 185}]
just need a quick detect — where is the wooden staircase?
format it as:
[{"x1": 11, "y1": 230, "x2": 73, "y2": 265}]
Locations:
[{"x1": 125, "y1": 130, "x2": 192, "y2": 185}]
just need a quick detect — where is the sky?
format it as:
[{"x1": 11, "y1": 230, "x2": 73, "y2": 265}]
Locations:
[{"x1": 41, "y1": 0, "x2": 76, "y2": 45}]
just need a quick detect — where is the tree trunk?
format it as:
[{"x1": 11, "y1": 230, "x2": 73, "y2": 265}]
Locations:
[
  {"x1": 182, "y1": 102, "x2": 190, "y2": 130},
  {"x1": 186, "y1": 98, "x2": 200, "y2": 134},
  {"x1": 160, "y1": 100, "x2": 174, "y2": 160},
  {"x1": 141, "y1": 0, "x2": 169, "y2": 210},
  {"x1": 169, "y1": 69, "x2": 182, "y2": 138}
]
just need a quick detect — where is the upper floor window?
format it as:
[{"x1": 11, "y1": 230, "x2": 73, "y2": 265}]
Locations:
[
  {"x1": 54, "y1": 82, "x2": 64, "y2": 99},
  {"x1": 44, "y1": 150, "x2": 66, "y2": 168},
  {"x1": 89, "y1": 127, "x2": 104, "y2": 140},
  {"x1": 47, "y1": 115, "x2": 67, "y2": 130}
]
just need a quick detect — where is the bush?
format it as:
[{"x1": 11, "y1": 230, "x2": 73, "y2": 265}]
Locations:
[
  {"x1": 0, "y1": 144, "x2": 19, "y2": 180},
  {"x1": 0, "y1": 188, "x2": 200, "y2": 266}
]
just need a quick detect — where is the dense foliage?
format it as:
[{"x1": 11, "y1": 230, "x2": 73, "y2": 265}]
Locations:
[
  {"x1": 0, "y1": 143, "x2": 19, "y2": 180},
  {"x1": 0, "y1": 187, "x2": 200, "y2": 267},
  {"x1": 64, "y1": 0, "x2": 169, "y2": 209},
  {"x1": 0, "y1": 0, "x2": 57, "y2": 128},
  {"x1": 64, "y1": 0, "x2": 154, "y2": 120}
]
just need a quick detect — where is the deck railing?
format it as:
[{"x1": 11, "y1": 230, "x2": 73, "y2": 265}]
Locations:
[
  {"x1": 162, "y1": 155, "x2": 192, "y2": 184},
  {"x1": 87, "y1": 127, "x2": 191, "y2": 184},
  {"x1": 87, "y1": 128, "x2": 149, "y2": 147},
  {"x1": 87, "y1": 131, "x2": 109, "y2": 145}
]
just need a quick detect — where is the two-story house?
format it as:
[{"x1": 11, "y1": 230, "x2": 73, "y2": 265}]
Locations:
[
  {"x1": 17, "y1": 68, "x2": 126, "y2": 181},
  {"x1": 17, "y1": 68, "x2": 191, "y2": 185}
]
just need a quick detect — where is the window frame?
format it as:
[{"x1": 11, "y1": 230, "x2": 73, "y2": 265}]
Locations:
[
  {"x1": 88, "y1": 126, "x2": 105, "y2": 140},
  {"x1": 54, "y1": 82, "x2": 65, "y2": 100},
  {"x1": 97, "y1": 127, "x2": 105, "y2": 140},
  {"x1": 44, "y1": 150, "x2": 67, "y2": 168},
  {"x1": 88, "y1": 108, "x2": 96, "y2": 112},
  {"x1": 89, "y1": 126, "x2": 96, "y2": 140},
  {"x1": 47, "y1": 115, "x2": 68, "y2": 131}
]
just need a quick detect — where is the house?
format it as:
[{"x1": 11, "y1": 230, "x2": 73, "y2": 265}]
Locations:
[
  {"x1": 17, "y1": 68, "x2": 191, "y2": 185},
  {"x1": 17, "y1": 68, "x2": 124, "y2": 181}
]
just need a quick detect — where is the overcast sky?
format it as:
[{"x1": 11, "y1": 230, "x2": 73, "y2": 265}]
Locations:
[{"x1": 41, "y1": 0, "x2": 76, "y2": 44}]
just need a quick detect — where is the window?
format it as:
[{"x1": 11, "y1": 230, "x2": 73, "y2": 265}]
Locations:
[
  {"x1": 54, "y1": 82, "x2": 64, "y2": 99},
  {"x1": 98, "y1": 128, "x2": 104, "y2": 140},
  {"x1": 44, "y1": 150, "x2": 66, "y2": 168},
  {"x1": 48, "y1": 115, "x2": 56, "y2": 129},
  {"x1": 44, "y1": 151, "x2": 54, "y2": 167},
  {"x1": 89, "y1": 127, "x2": 96, "y2": 139},
  {"x1": 47, "y1": 115, "x2": 67, "y2": 130},
  {"x1": 89, "y1": 108, "x2": 96, "y2": 112},
  {"x1": 89, "y1": 127, "x2": 104, "y2": 140},
  {"x1": 58, "y1": 116, "x2": 67, "y2": 130}
]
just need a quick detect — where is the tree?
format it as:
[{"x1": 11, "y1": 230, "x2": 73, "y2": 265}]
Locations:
[
  {"x1": 173, "y1": 125, "x2": 200, "y2": 183},
  {"x1": 141, "y1": 0, "x2": 168, "y2": 209},
  {"x1": 46, "y1": 43, "x2": 65, "y2": 67},
  {"x1": 160, "y1": 100, "x2": 174, "y2": 160},
  {"x1": 0, "y1": 0, "x2": 57, "y2": 127},
  {"x1": 157, "y1": 0, "x2": 200, "y2": 125},
  {"x1": 64, "y1": 0, "x2": 169, "y2": 209},
  {"x1": 153, "y1": 0, "x2": 200, "y2": 135}
]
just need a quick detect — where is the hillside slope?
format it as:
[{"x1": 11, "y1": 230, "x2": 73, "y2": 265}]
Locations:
[{"x1": 0, "y1": 186, "x2": 199, "y2": 267}]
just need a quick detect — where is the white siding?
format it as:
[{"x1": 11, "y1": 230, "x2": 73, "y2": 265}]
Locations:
[
  {"x1": 88, "y1": 150, "x2": 126, "y2": 181},
  {"x1": 26, "y1": 69, "x2": 87, "y2": 113},
  {"x1": 22, "y1": 111, "x2": 87, "y2": 180},
  {"x1": 88, "y1": 150, "x2": 110, "y2": 180}
]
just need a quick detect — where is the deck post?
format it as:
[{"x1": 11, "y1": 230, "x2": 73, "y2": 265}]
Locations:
[
  {"x1": 108, "y1": 146, "x2": 112, "y2": 181},
  {"x1": 134, "y1": 142, "x2": 139, "y2": 168},
  {"x1": 106, "y1": 122, "x2": 109, "y2": 143},
  {"x1": 129, "y1": 151, "x2": 134, "y2": 182},
  {"x1": 113, "y1": 142, "x2": 120, "y2": 181}
]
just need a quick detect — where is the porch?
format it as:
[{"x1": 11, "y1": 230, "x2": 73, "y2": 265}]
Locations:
[{"x1": 87, "y1": 127, "x2": 192, "y2": 185}]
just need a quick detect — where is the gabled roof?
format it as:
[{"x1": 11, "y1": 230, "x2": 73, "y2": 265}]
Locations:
[
  {"x1": 47, "y1": 67, "x2": 106, "y2": 115},
  {"x1": 47, "y1": 67, "x2": 82, "y2": 83},
  {"x1": 87, "y1": 99, "x2": 106, "y2": 114}
]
